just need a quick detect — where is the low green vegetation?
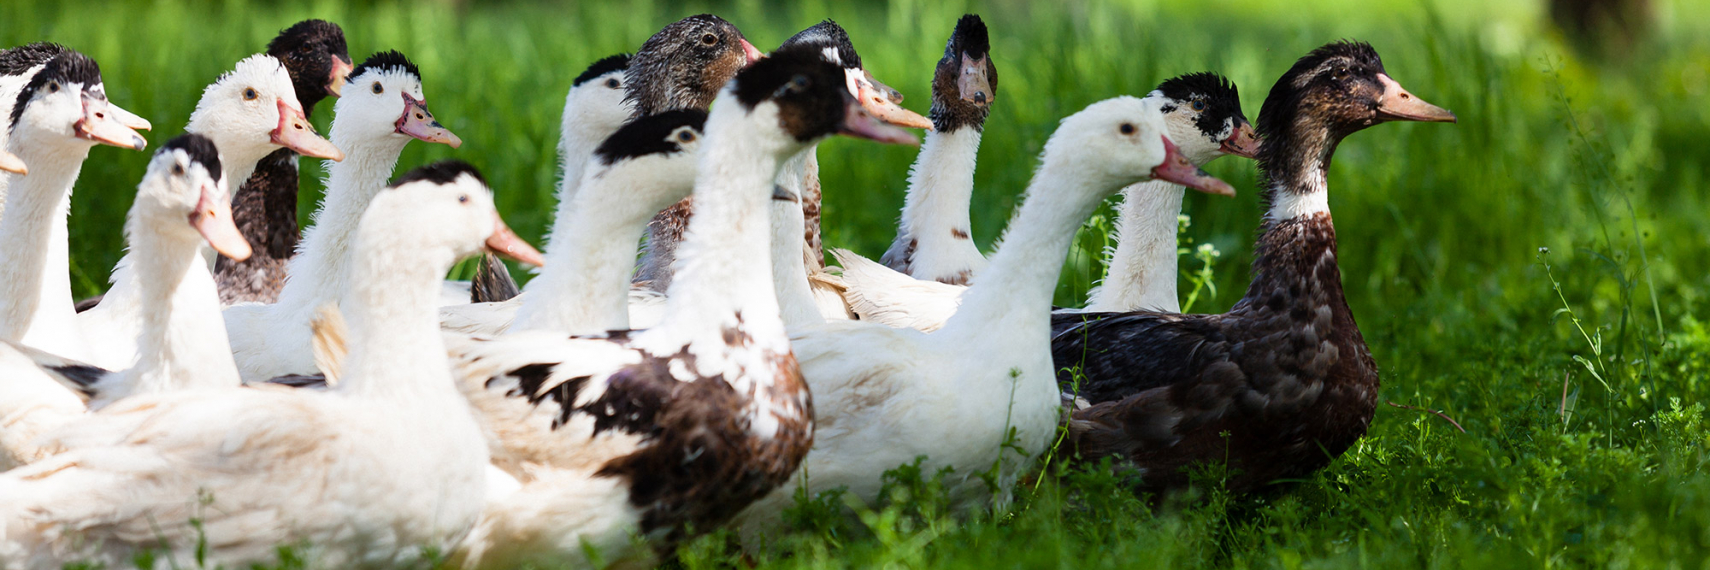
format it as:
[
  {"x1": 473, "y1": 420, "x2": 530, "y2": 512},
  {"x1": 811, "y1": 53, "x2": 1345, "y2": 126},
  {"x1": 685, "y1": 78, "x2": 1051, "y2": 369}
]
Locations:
[{"x1": 5, "y1": 0, "x2": 1709, "y2": 567}]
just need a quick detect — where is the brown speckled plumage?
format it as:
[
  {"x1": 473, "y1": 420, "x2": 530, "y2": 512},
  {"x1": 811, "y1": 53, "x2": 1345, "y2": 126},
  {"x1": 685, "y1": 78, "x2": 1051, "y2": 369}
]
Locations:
[{"x1": 1053, "y1": 41, "x2": 1448, "y2": 496}]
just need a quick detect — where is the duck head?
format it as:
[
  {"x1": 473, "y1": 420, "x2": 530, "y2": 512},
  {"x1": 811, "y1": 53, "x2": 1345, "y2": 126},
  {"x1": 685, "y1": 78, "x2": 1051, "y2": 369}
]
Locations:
[
  {"x1": 1150, "y1": 72, "x2": 1257, "y2": 163},
  {"x1": 1257, "y1": 41, "x2": 1454, "y2": 159},
  {"x1": 624, "y1": 14, "x2": 762, "y2": 116},
  {"x1": 929, "y1": 14, "x2": 997, "y2": 133},
  {"x1": 377, "y1": 161, "x2": 544, "y2": 268},
  {"x1": 8, "y1": 50, "x2": 147, "y2": 153},
  {"x1": 780, "y1": 19, "x2": 934, "y2": 131},
  {"x1": 266, "y1": 19, "x2": 353, "y2": 107},
  {"x1": 187, "y1": 54, "x2": 343, "y2": 169},
  {"x1": 0, "y1": 43, "x2": 152, "y2": 133},
  {"x1": 728, "y1": 44, "x2": 919, "y2": 156},
  {"x1": 136, "y1": 134, "x2": 251, "y2": 261},
  {"x1": 337, "y1": 50, "x2": 462, "y2": 149},
  {"x1": 1043, "y1": 97, "x2": 1234, "y2": 197},
  {"x1": 580, "y1": 109, "x2": 707, "y2": 214},
  {"x1": 567, "y1": 54, "x2": 636, "y2": 138}
]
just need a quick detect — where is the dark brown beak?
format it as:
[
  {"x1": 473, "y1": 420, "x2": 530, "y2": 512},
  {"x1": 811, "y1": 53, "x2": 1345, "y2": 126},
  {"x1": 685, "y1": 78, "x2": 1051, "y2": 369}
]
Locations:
[{"x1": 1375, "y1": 73, "x2": 1457, "y2": 123}]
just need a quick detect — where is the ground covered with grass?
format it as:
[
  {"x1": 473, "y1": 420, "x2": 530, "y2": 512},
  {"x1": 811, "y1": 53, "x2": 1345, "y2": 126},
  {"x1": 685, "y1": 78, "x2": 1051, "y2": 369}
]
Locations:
[{"x1": 5, "y1": 0, "x2": 1710, "y2": 567}]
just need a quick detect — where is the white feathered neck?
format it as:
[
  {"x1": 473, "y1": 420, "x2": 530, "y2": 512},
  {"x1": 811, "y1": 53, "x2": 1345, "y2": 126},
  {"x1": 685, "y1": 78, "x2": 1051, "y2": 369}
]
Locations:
[
  {"x1": 0, "y1": 121, "x2": 97, "y2": 360},
  {"x1": 890, "y1": 125, "x2": 986, "y2": 282}
]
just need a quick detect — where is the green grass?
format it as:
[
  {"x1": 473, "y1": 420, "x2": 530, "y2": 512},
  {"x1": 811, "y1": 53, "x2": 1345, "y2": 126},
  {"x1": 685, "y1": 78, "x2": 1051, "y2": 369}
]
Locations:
[{"x1": 7, "y1": 0, "x2": 1710, "y2": 567}]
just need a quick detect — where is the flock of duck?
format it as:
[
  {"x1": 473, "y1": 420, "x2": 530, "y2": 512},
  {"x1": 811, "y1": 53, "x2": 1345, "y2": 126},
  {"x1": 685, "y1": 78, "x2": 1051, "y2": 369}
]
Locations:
[{"x1": 0, "y1": 13, "x2": 1456, "y2": 569}]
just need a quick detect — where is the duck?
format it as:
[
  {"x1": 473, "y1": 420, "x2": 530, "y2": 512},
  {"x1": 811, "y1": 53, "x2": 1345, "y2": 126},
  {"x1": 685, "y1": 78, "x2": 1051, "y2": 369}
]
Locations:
[
  {"x1": 0, "y1": 161, "x2": 528, "y2": 569},
  {"x1": 0, "y1": 134, "x2": 247, "y2": 469},
  {"x1": 634, "y1": 19, "x2": 931, "y2": 300},
  {"x1": 0, "y1": 43, "x2": 152, "y2": 192},
  {"x1": 1059, "y1": 41, "x2": 1455, "y2": 496},
  {"x1": 835, "y1": 70, "x2": 1258, "y2": 331},
  {"x1": 731, "y1": 97, "x2": 1235, "y2": 542},
  {"x1": 441, "y1": 47, "x2": 915, "y2": 569},
  {"x1": 223, "y1": 50, "x2": 470, "y2": 383},
  {"x1": 878, "y1": 14, "x2": 997, "y2": 286},
  {"x1": 0, "y1": 50, "x2": 148, "y2": 363},
  {"x1": 75, "y1": 53, "x2": 343, "y2": 370},
  {"x1": 214, "y1": 19, "x2": 353, "y2": 305}
]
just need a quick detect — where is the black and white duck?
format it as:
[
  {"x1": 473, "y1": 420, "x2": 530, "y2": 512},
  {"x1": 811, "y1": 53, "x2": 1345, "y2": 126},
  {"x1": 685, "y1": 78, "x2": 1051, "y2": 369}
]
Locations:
[{"x1": 1058, "y1": 41, "x2": 1455, "y2": 495}]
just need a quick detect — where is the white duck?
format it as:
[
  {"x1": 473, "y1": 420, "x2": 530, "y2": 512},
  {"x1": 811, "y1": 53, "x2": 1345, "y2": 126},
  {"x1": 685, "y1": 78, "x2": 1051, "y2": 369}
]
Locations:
[
  {"x1": 0, "y1": 161, "x2": 526, "y2": 569},
  {"x1": 730, "y1": 97, "x2": 1234, "y2": 540},
  {"x1": 0, "y1": 134, "x2": 248, "y2": 469},
  {"x1": 442, "y1": 49, "x2": 915, "y2": 569},
  {"x1": 224, "y1": 50, "x2": 469, "y2": 382},
  {"x1": 0, "y1": 51, "x2": 147, "y2": 363},
  {"x1": 76, "y1": 54, "x2": 342, "y2": 370},
  {"x1": 0, "y1": 43, "x2": 150, "y2": 184},
  {"x1": 837, "y1": 72, "x2": 1259, "y2": 331}
]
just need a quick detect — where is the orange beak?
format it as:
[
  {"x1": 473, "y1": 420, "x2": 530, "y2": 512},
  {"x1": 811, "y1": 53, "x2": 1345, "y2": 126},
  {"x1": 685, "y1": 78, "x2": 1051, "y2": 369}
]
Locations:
[
  {"x1": 0, "y1": 149, "x2": 24, "y2": 175},
  {"x1": 189, "y1": 178, "x2": 252, "y2": 261},
  {"x1": 1374, "y1": 73, "x2": 1457, "y2": 124},
  {"x1": 272, "y1": 98, "x2": 344, "y2": 161},
  {"x1": 844, "y1": 67, "x2": 932, "y2": 131},
  {"x1": 485, "y1": 212, "x2": 544, "y2": 267},
  {"x1": 1152, "y1": 135, "x2": 1235, "y2": 197},
  {"x1": 327, "y1": 56, "x2": 354, "y2": 98},
  {"x1": 837, "y1": 97, "x2": 918, "y2": 146},
  {"x1": 396, "y1": 92, "x2": 461, "y2": 148},
  {"x1": 1219, "y1": 121, "x2": 1260, "y2": 159},
  {"x1": 74, "y1": 93, "x2": 147, "y2": 151}
]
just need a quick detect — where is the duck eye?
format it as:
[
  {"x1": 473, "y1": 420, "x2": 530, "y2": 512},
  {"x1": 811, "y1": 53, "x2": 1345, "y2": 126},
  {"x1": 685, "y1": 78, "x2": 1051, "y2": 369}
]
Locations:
[
  {"x1": 606, "y1": 78, "x2": 620, "y2": 89},
  {"x1": 1119, "y1": 123, "x2": 1136, "y2": 135},
  {"x1": 47, "y1": 82, "x2": 58, "y2": 93},
  {"x1": 678, "y1": 130, "x2": 695, "y2": 142},
  {"x1": 243, "y1": 87, "x2": 258, "y2": 101},
  {"x1": 297, "y1": 44, "x2": 312, "y2": 55},
  {"x1": 790, "y1": 75, "x2": 810, "y2": 91},
  {"x1": 457, "y1": 194, "x2": 469, "y2": 204},
  {"x1": 372, "y1": 81, "x2": 384, "y2": 94},
  {"x1": 702, "y1": 33, "x2": 719, "y2": 46},
  {"x1": 172, "y1": 164, "x2": 185, "y2": 175},
  {"x1": 1191, "y1": 100, "x2": 1206, "y2": 112}
]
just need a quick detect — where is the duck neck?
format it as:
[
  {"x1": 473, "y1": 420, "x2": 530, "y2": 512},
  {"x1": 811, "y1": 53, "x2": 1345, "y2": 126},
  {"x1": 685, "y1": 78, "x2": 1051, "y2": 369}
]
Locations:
[
  {"x1": 1085, "y1": 180, "x2": 1183, "y2": 313},
  {"x1": 885, "y1": 125, "x2": 985, "y2": 283},
  {"x1": 644, "y1": 109, "x2": 789, "y2": 354},
  {"x1": 339, "y1": 238, "x2": 458, "y2": 402},
  {"x1": 185, "y1": 121, "x2": 274, "y2": 206},
  {"x1": 276, "y1": 129, "x2": 408, "y2": 318},
  {"x1": 772, "y1": 145, "x2": 825, "y2": 328},
  {"x1": 117, "y1": 220, "x2": 241, "y2": 393},
  {"x1": 1240, "y1": 117, "x2": 1344, "y2": 311},
  {"x1": 0, "y1": 134, "x2": 93, "y2": 358},
  {"x1": 516, "y1": 163, "x2": 671, "y2": 334},
  {"x1": 941, "y1": 161, "x2": 1115, "y2": 341},
  {"x1": 552, "y1": 109, "x2": 610, "y2": 213}
]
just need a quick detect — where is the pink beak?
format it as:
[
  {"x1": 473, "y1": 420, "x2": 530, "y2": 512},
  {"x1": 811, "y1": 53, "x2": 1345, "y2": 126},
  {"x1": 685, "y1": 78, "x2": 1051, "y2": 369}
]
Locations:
[
  {"x1": 485, "y1": 212, "x2": 544, "y2": 267},
  {"x1": 75, "y1": 93, "x2": 147, "y2": 151},
  {"x1": 1151, "y1": 135, "x2": 1235, "y2": 197},
  {"x1": 396, "y1": 92, "x2": 462, "y2": 148},
  {"x1": 740, "y1": 38, "x2": 764, "y2": 65},
  {"x1": 272, "y1": 98, "x2": 344, "y2": 161}
]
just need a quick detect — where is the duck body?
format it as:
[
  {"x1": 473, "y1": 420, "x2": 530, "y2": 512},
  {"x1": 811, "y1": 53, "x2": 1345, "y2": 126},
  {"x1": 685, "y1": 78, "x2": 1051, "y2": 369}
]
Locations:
[{"x1": 1062, "y1": 41, "x2": 1455, "y2": 495}]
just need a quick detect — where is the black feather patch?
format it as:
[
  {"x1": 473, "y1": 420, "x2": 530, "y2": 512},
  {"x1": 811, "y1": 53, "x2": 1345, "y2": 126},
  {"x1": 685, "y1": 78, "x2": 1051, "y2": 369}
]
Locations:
[
  {"x1": 729, "y1": 45, "x2": 851, "y2": 142},
  {"x1": 593, "y1": 109, "x2": 706, "y2": 166},
  {"x1": 350, "y1": 49, "x2": 419, "y2": 81},
  {"x1": 390, "y1": 160, "x2": 486, "y2": 188},
  {"x1": 161, "y1": 133, "x2": 223, "y2": 183},
  {"x1": 10, "y1": 50, "x2": 103, "y2": 132},
  {"x1": 781, "y1": 19, "x2": 861, "y2": 69},
  {"x1": 266, "y1": 19, "x2": 350, "y2": 113},
  {"x1": 1155, "y1": 72, "x2": 1247, "y2": 141},
  {"x1": 48, "y1": 364, "x2": 107, "y2": 396},
  {"x1": 574, "y1": 53, "x2": 632, "y2": 87},
  {"x1": 947, "y1": 14, "x2": 990, "y2": 60},
  {"x1": 0, "y1": 42, "x2": 68, "y2": 76}
]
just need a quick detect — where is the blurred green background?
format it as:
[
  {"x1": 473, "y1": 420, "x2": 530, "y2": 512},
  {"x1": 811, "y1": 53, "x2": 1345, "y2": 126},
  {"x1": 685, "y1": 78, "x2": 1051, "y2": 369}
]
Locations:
[{"x1": 6, "y1": 0, "x2": 1710, "y2": 566}]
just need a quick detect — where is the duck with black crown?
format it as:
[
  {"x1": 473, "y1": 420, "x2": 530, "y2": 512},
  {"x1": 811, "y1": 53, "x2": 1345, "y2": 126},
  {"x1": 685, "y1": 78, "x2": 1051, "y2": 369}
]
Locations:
[{"x1": 1060, "y1": 41, "x2": 1456, "y2": 496}]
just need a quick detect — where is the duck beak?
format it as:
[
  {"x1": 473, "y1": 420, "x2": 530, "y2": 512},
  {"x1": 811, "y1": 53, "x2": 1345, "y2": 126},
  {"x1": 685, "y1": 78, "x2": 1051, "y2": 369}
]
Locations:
[
  {"x1": 327, "y1": 56, "x2": 354, "y2": 98},
  {"x1": 272, "y1": 98, "x2": 344, "y2": 161},
  {"x1": 1374, "y1": 74, "x2": 1456, "y2": 123},
  {"x1": 845, "y1": 67, "x2": 933, "y2": 131},
  {"x1": 190, "y1": 178, "x2": 252, "y2": 261},
  {"x1": 837, "y1": 98, "x2": 918, "y2": 146},
  {"x1": 1153, "y1": 135, "x2": 1235, "y2": 197},
  {"x1": 0, "y1": 149, "x2": 24, "y2": 175},
  {"x1": 740, "y1": 39, "x2": 764, "y2": 66},
  {"x1": 485, "y1": 212, "x2": 544, "y2": 267},
  {"x1": 956, "y1": 52, "x2": 993, "y2": 106},
  {"x1": 106, "y1": 103, "x2": 152, "y2": 131},
  {"x1": 396, "y1": 92, "x2": 462, "y2": 148},
  {"x1": 74, "y1": 93, "x2": 147, "y2": 151},
  {"x1": 1219, "y1": 121, "x2": 1260, "y2": 159}
]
